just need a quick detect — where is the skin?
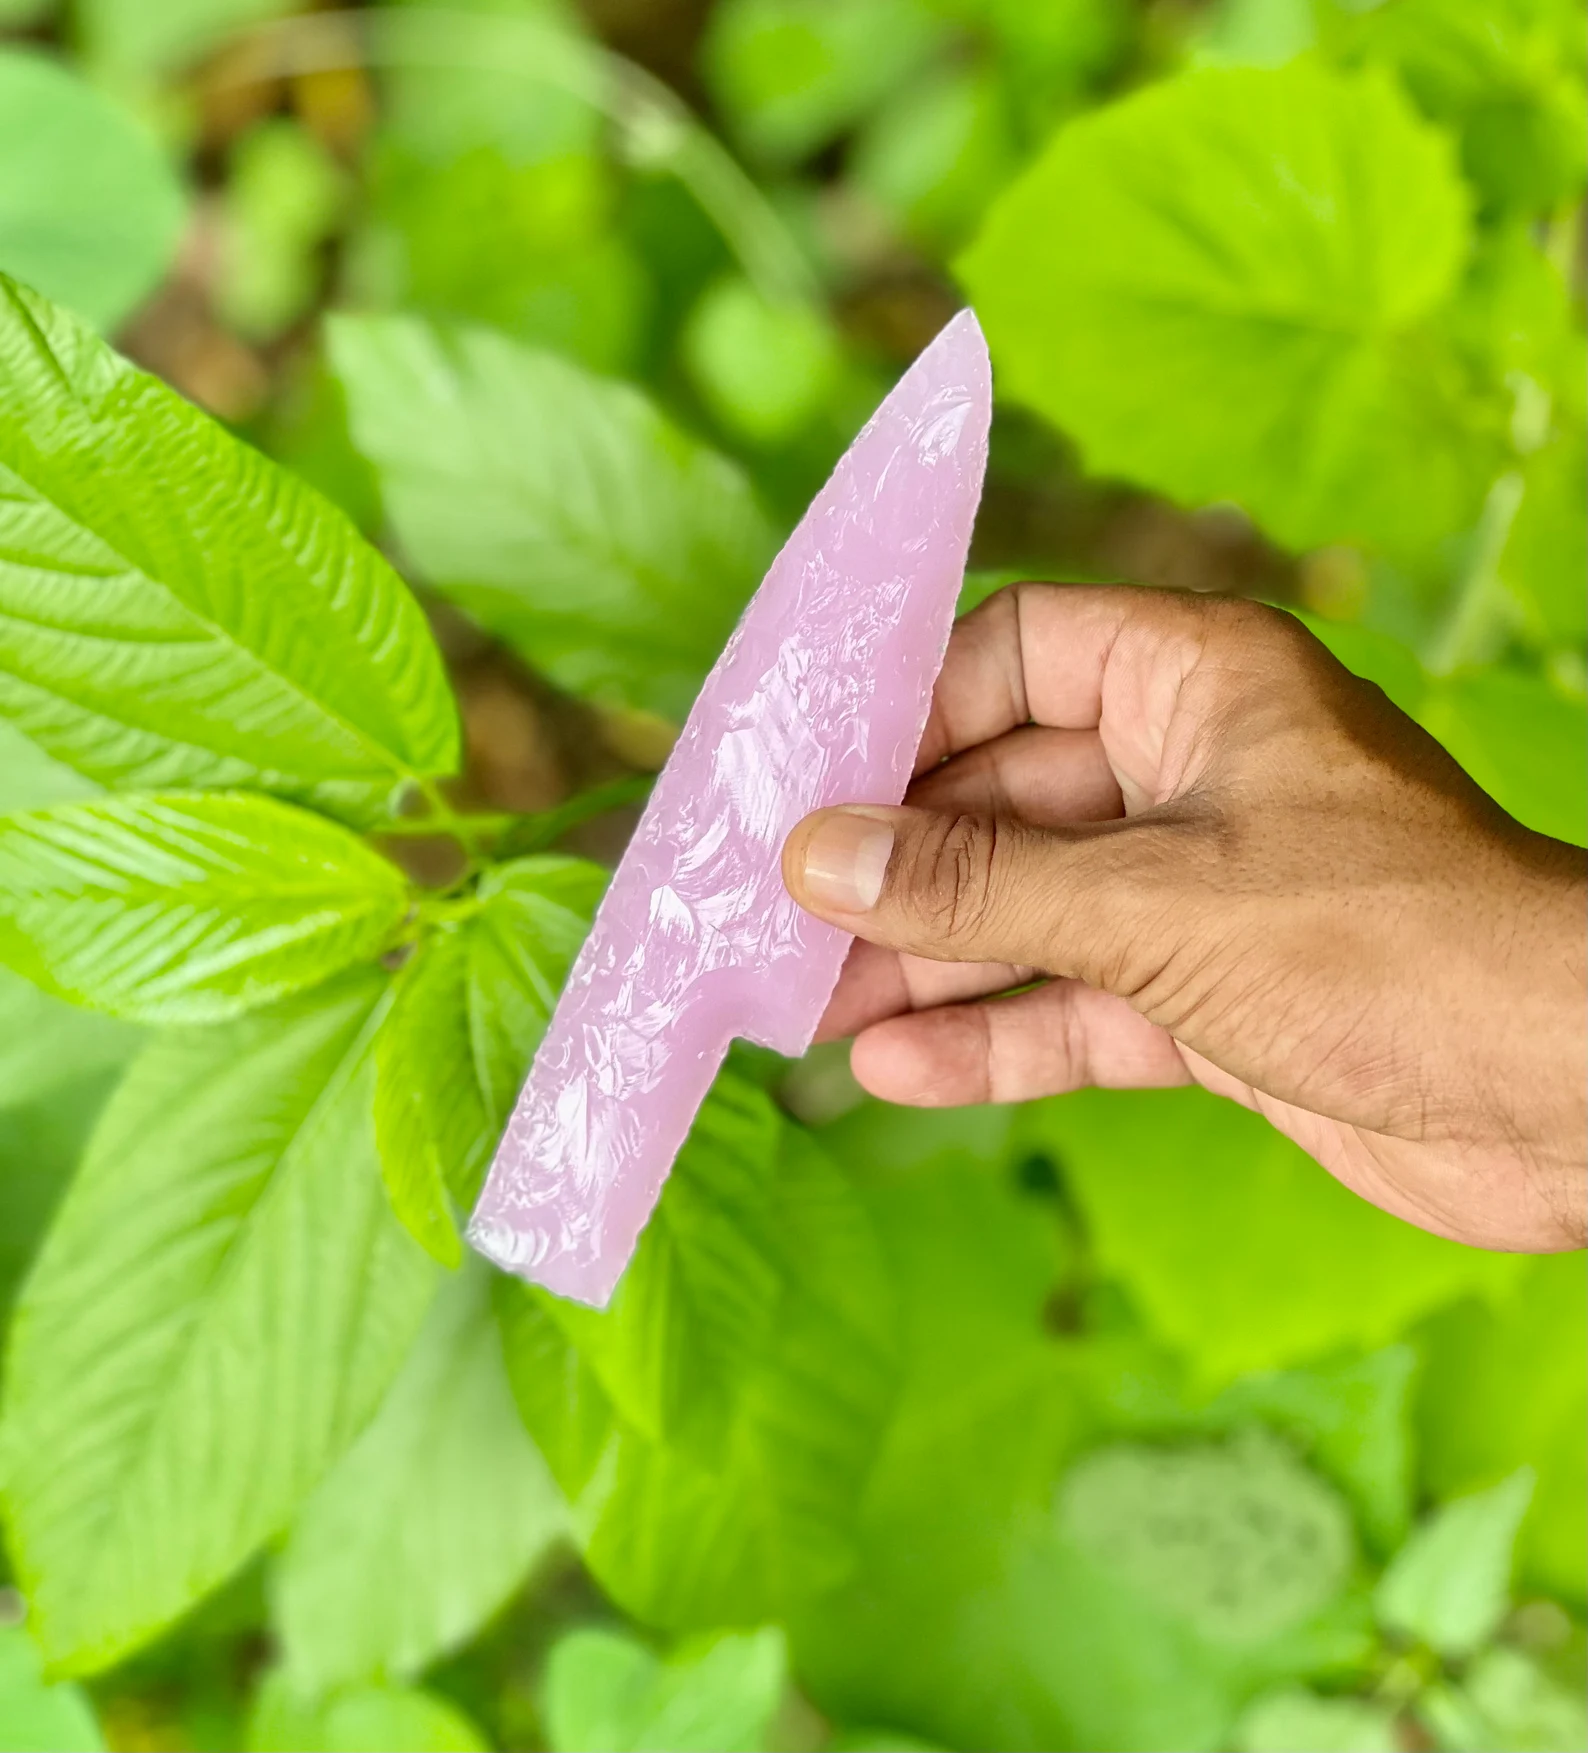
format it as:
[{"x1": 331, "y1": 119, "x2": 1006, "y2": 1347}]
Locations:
[{"x1": 781, "y1": 584, "x2": 1587, "y2": 1254}]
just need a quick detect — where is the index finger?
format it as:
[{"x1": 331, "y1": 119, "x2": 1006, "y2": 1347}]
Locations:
[{"x1": 914, "y1": 580, "x2": 1212, "y2": 773}]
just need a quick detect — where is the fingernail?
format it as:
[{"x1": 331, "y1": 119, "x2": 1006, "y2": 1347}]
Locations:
[{"x1": 801, "y1": 811, "x2": 894, "y2": 912}]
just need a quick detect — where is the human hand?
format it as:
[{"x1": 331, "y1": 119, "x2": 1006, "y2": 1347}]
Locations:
[{"x1": 781, "y1": 585, "x2": 1587, "y2": 1252}]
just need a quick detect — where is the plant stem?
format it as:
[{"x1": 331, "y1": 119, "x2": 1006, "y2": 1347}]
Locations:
[
  {"x1": 226, "y1": 8, "x2": 817, "y2": 308},
  {"x1": 1426, "y1": 468, "x2": 1526, "y2": 675}
]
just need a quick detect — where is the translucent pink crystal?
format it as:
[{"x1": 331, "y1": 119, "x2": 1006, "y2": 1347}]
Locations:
[{"x1": 468, "y1": 310, "x2": 992, "y2": 1306}]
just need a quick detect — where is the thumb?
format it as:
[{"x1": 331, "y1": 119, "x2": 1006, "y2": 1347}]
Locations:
[{"x1": 781, "y1": 802, "x2": 1196, "y2": 990}]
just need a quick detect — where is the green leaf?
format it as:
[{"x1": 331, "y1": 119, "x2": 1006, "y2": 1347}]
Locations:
[
  {"x1": 497, "y1": 1073, "x2": 898, "y2": 1629},
  {"x1": 355, "y1": 145, "x2": 647, "y2": 377},
  {"x1": 0, "y1": 966, "x2": 135, "y2": 1113},
  {"x1": 703, "y1": 0, "x2": 946, "y2": 165},
  {"x1": 1300, "y1": 616, "x2": 1587, "y2": 845},
  {"x1": 0, "y1": 277, "x2": 459, "y2": 822},
  {"x1": 0, "y1": 1626, "x2": 102, "y2": 1752},
  {"x1": 1418, "y1": 669, "x2": 1587, "y2": 846},
  {"x1": 1089, "y1": 1340, "x2": 1418, "y2": 1555},
  {"x1": 246, "y1": 1672, "x2": 490, "y2": 1753},
  {"x1": 959, "y1": 63, "x2": 1497, "y2": 560},
  {"x1": 0, "y1": 973, "x2": 438, "y2": 1674},
  {"x1": 1415, "y1": 1254, "x2": 1587, "y2": 1604},
  {"x1": 0, "y1": 967, "x2": 139, "y2": 1330},
  {"x1": 682, "y1": 279, "x2": 840, "y2": 446},
  {"x1": 331, "y1": 314, "x2": 774, "y2": 721},
  {"x1": 77, "y1": 0, "x2": 303, "y2": 84},
  {"x1": 790, "y1": 1125, "x2": 1223, "y2": 1753},
  {"x1": 1233, "y1": 1686, "x2": 1398, "y2": 1753},
  {"x1": 1323, "y1": 0, "x2": 1588, "y2": 215},
  {"x1": 1298, "y1": 615, "x2": 1431, "y2": 719},
  {"x1": 850, "y1": 66, "x2": 1018, "y2": 252},
  {"x1": 1461, "y1": 1646, "x2": 1588, "y2": 1753},
  {"x1": 1191, "y1": 0, "x2": 1315, "y2": 69},
  {"x1": 0, "y1": 793, "x2": 410, "y2": 1023},
  {"x1": 0, "y1": 50, "x2": 185, "y2": 332},
  {"x1": 1375, "y1": 1469, "x2": 1534, "y2": 1658},
  {"x1": 543, "y1": 1625, "x2": 786, "y2": 1753},
  {"x1": 1503, "y1": 420, "x2": 1588, "y2": 647},
  {"x1": 1057, "y1": 1432, "x2": 1355, "y2": 1648},
  {"x1": 374, "y1": 855, "x2": 603, "y2": 1264},
  {"x1": 272, "y1": 1260, "x2": 565, "y2": 1693},
  {"x1": 216, "y1": 120, "x2": 347, "y2": 345},
  {"x1": 1020, "y1": 1087, "x2": 1524, "y2": 1389},
  {"x1": 0, "y1": 724, "x2": 98, "y2": 815}
]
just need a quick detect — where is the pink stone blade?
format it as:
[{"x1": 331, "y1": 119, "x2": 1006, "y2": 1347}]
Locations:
[{"x1": 468, "y1": 309, "x2": 992, "y2": 1306}]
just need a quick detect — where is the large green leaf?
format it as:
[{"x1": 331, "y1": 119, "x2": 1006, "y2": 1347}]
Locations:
[
  {"x1": 329, "y1": 314, "x2": 775, "y2": 721},
  {"x1": 0, "y1": 277, "x2": 459, "y2": 822},
  {"x1": 1415, "y1": 1254, "x2": 1587, "y2": 1604},
  {"x1": 542, "y1": 1626, "x2": 786, "y2": 1753},
  {"x1": 246, "y1": 1673, "x2": 489, "y2": 1753},
  {"x1": 1020, "y1": 1088, "x2": 1523, "y2": 1389},
  {"x1": 959, "y1": 62, "x2": 1498, "y2": 559},
  {"x1": 1375, "y1": 1469, "x2": 1533, "y2": 1658},
  {"x1": 0, "y1": 793, "x2": 409, "y2": 1023},
  {"x1": 374, "y1": 855, "x2": 603, "y2": 1264},
  {"x1": 0, "y1": 50, "x2": 185, "y2": 333},
  {"x1": 0, "y1": 974, "x2": 438, "y2": 1674},
  {"x1": 272, "y1": 1260, "x2": 565, "y2": 1693},
  {"x1": 497, "y1": 1073, "x2": 898, "y2": 1630}
]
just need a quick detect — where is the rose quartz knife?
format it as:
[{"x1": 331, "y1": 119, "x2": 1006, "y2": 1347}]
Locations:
[{"x1": 468, "y1": 309, "x2": 992, "y2": 1305}]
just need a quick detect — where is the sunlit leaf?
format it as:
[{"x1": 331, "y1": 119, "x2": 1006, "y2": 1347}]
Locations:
[
  {"x1": 543, "y1": 1625, "x2": 786, "y2": 1753},
  {"x1": 374, "y1": 855, "x2": 603, "y2": 1264},
  {"x1": 1415, "y1": 1254, "x2": 1587, "y2": 1603},
  {"x1": 1376, "y1": 1468, "x2": 1534, "y2": 1658},
  {"x1": 682, "y1": 278, "x2": 839, "y2": 446},
  {"x1": 0, "y1": 1626, "x2": 102, "y2": 1752},
  {"x1": 0, "y1": 278, "x2": 459, "y2": 822},
  {"x1": 960, "y1": 63, "x2": 1497, "y2": 560},
  {"x1": 1233, "y1": 1686, "x2": 1398, "y2": 1753},
  {"x1": 498, "y1": 1074, "x2": 898, "y2": 1629},
  {"x1": 0, "y1": 793, "x2": 410, "y2": 1023},
  {"x1": 0, "y1": 974, "x2": 437, "y2": 1674},
  {"x1": 331, "y1": 314, "x2": 774, "y2": 721},
  {"x1": 1461, "y1": 1646, "x2": 1588, "y2": 1752},
  {"x1": 246, "y1": 1672, "x2": 490, "y2": 1753},
  {"x1": 1418, "y1": 668, "x2": 1587, "y2": 846},
  {"x1": 1057, "y1": 1432, "x2": 1355, "y2": 1647},
  {"x1": 1020, "y1": 1087, "x2": 1523, "y2": 1389},
  {"x1": 216, "y1": 121, "x2": 346, "y2": 344},
  {"x1": 0, "y1": 50, "x2": 184, "y2": 331},
  {"x1": 273, "y1": 1261, "x2": 565, "y2": 1693}
]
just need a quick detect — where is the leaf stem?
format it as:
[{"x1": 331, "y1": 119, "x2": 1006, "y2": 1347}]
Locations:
[
  {"x1": 223, "y1": 8, "x2": 818, "y2": 308},
  {"x1": 1426, "y1": 469, "x2": 1526, "y2": 675}
]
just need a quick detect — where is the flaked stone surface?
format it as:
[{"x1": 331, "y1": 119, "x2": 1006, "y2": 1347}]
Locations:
[{"x1": 469, "y1": 311, "x2": 992, "y2": 1306}]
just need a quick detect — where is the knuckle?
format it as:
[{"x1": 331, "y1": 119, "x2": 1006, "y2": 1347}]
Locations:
[{"x1": 908, "y1": 811, "x2": 1000, "y2": 946}]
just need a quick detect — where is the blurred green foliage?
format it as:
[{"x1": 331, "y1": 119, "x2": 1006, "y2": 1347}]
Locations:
[{"x1": 0, "y1": 0, "x2": 1582, "y2": 1750}]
